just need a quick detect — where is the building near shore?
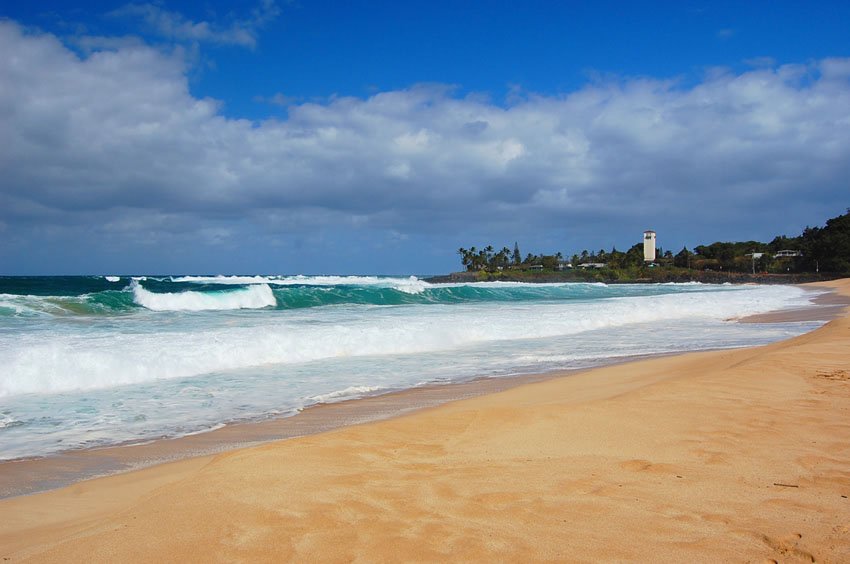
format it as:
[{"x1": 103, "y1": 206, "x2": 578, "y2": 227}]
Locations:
[{"x1": 643, "y1": 230, "x2": 656, "y2": 262}]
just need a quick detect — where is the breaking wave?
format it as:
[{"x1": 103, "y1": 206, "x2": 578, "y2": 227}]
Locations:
[
  {"x1": 0, "y1": 284, "x2": 815, "y2": 397},
  {"x1": 0, "y1": 277, "x2": 816, "y2": 318},
  {"x1": 170, "y1": 274, "x2": 428, "y2": 294},
  {"x1": 131, "y1": 281, "x2": 277, "y2": 312}
]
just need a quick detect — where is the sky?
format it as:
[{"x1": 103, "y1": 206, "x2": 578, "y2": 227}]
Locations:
[{"x1": 1, "y1": 1, "x2": 849, "y2": 275}]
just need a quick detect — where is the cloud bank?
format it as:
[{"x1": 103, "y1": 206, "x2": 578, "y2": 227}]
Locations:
[{"x1": 1, "y1": 20, "x2": 849, "y2": 272}]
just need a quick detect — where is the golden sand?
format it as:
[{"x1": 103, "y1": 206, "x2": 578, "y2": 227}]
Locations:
[{"x1": 2, "y1": 280, "x2": 849, "y2": 562}]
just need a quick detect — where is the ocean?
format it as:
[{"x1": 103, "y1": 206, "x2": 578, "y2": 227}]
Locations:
[{"x1": 0, "y1": 275, "x2": 824, "y2": 461}]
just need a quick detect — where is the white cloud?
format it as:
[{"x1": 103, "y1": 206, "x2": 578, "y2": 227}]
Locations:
[
  {"x1": 1, "y1": 20, "x2": 849, "y2": 271},
  {"x1": 110, "y1": 1, "x2": 280, "y2": 48}
]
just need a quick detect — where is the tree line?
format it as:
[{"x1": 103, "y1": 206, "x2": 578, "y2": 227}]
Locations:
[
  {"x1": 457, "y1": 243, "x2": 565, "y2": 272},
  {"x1": 457, "y1": 209, "x2": 850, "y2": 275},
  {"x1": 681, "y1": 209, "x2": 849, "y2": 273}
]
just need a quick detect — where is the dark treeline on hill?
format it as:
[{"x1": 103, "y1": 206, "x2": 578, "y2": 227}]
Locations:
[{"x1": 446, "y1": 209, "x2": 850, "y2": 283}]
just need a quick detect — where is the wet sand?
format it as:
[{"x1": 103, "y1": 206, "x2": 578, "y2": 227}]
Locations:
[
  {"x1": 0, "y1": 370, "x2": 565, "y2": 499},
  {"x1": 1, "y1": 280, "x2": 849, "y2": 561},
  {"x1": 738, "y1": 283, "x2": 850, "y2": 323}
]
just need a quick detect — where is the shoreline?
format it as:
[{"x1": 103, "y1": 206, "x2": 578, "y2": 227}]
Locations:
[
  {"x1": 737, "y1": 282, "x2": 850, "y2": 322},
  {"x1": 1, "y1": 283, "x2": 846, "y2": 500},
  {"x1": 1, "y1": 280, "x2": 849, "y2": 560},
  {"x1": 0, "y1": 351, "x2": 757, "y2": 500}
]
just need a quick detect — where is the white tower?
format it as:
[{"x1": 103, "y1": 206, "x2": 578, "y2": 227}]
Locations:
[{"x1": 643, "y1": 230, "x2": 656, "y2": 262}]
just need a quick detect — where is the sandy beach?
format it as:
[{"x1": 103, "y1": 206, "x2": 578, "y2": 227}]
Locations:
[{"x1": 1, "y1": 280, "x2": 849, "y2": 562}]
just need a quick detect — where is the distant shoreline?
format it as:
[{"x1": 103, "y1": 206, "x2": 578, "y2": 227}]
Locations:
[{"x1": 424, "y1": 270, "x2": 840, "y2": 285}]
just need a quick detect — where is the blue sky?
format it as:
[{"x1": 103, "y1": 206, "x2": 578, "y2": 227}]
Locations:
[{"x1": 1, "y1": 1, "x2": 849, "y2": 274}]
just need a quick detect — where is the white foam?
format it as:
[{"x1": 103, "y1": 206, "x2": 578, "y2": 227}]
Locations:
[
  {"x1": 132, "y1": 281, "x2": 277, "y2": 312},
  {"x1": 105, "y1": 276, "x2": 120, "y2": 282},
  {"x1": 0, "y1": 295, "x2": 29, "y2": 315},
  {"x1": 0, "y1": 284, "x2": 813, "y2": 398},
  {"x1": 171, "y1": 275, "x2": 429, "y2": 294},
  {"x1": 0, "y1": 294, "x2": 71, "y2": 316},
  {"x1": 171, "y1": 275, "x2": 279, "y2": 285},
  {"x1": 308, "y1": 385, "x2": 386, "y2": 403},
  {"x1": 0, "y1": 413, "x2": 21, "y2": 429}
]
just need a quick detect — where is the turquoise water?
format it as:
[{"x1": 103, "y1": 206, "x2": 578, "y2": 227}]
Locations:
[
  {"x1": 0, "y1": 274, "x2": 772, "y2": 315},
  {"x1": 0, "y1": 275, "x2": 824, "y2": 460}
]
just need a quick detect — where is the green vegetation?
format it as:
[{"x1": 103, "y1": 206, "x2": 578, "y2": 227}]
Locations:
[
  {"x1": 456, "y1": 245, "x2": 564, "y2": 272},
  {"x1": 451, "y1": 209, "x2": 850, "y2": 282}
]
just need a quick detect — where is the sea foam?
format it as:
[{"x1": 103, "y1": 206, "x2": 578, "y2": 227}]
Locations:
[
  {"x1": 308, "y1": 385, "x2": 387, "y2": 403},
  {"x1": 0, "y1": 284, "x2": 813, "y2": 398},
  {"x1": 0, "y1": 413, "x2": 22, "y2": 429},
  {"x1": 171, "y1": 274, "x2": 428, "y2": 294},
  {"x1": 132, "y1": 281, "x2": 276, "y2": 312}
]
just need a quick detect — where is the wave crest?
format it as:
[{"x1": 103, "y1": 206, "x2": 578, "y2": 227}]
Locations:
[
  {"x1": 132, "y1": 282, "x2": 276, "y2": 312},
  {"x1": 171, "y1": 274, "x2": 429, "y2": 294}
]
